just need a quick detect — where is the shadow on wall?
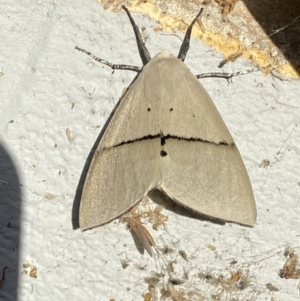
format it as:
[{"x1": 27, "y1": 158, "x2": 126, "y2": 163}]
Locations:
[
  {"x1": 0, "y1": 143, "x2": 22, "y2": 301},
  {"x1": 243, "y1": 0, "x2": 300, "y2": 75}
]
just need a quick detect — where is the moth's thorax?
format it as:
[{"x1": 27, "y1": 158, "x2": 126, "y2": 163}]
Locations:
[
  {"x1": 133, "y1": 54, "x2": 234, "y2": 145},
  {"x1": 153, "y1": 50, "x2": 175, "y2": 59}
]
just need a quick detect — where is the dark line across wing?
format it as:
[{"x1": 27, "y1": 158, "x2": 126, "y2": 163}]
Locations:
[{"x1": 109, "y1": 134, "x2": 234, "y2": 149}]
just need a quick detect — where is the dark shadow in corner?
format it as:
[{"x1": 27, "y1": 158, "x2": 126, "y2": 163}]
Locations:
[
  {"x1": 0, "y1": 143, "x2": 22, "y2": 301},
  {"x1": 243, "y1": 0, "x2": 300, "y2": 75}
]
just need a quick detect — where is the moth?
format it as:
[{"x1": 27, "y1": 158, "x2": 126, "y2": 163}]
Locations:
[{"x1": 76, "y1": 6, "x2": 257, "y2": 231}]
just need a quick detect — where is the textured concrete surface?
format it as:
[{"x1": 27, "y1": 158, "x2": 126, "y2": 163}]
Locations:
[{"x1": 0, "y1": 0, "x2": 300, "y2": 300}]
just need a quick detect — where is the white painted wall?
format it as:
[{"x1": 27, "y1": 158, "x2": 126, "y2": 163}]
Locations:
[{"x1": 0, "y1": 0, "x2": 299, "y2": 300}]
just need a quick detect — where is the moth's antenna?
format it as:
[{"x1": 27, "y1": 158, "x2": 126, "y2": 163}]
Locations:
[
  {"x1": 178, "y1": 8, "x2": 203, "y2": 62},
  {"x1": 122, "y1": 6, "x2": 151, "y2": 66}
]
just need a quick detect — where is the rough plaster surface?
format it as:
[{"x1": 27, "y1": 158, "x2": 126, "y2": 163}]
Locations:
[
  {"x1": 0, "y1": 0, "x2": 300, "y2": 300},
  {"x1": 99, "y1": 0, "x2": 300, "y2": 78}
]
